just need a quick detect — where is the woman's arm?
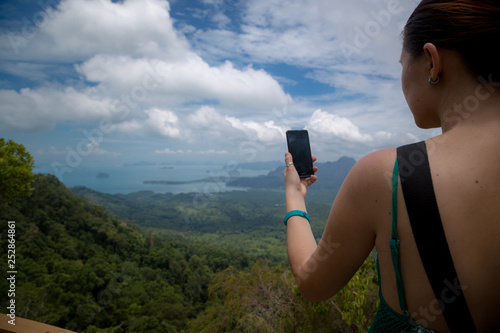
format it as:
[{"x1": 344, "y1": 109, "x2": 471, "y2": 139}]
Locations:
[
  {"x1": 284, "y1": 152, "x2": 318, "y2": 288},
  {"x1": 284, "y1": 148, "x2": 396, "y2": 301}
]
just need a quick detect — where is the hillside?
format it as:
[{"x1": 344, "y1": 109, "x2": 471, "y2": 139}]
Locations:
[
  {"x1": 70, "y1": 156, "x2": 356, "y2": 264},
  {"x1": 226, "y1": 156, "x2": 356, "y2": 190},
  {"x1": 0, "y1": 174, "x2": 253, "y2": 332},
  {"x1": 0, "y1": 171, "x2": 378, "y2": 332},
  {"x1": 70, "y1": 186, "x2": 334, "y2": 262}
]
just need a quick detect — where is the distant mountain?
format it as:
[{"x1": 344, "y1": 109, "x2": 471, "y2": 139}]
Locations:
[
  {"x1": 140, "y1": 157, "x2": 356, "y2": 191},
  {"x1": 227, "y1": 156, "x2": 356, "y2": 191},
  {"x1": 236, "y1": 161, "x2": 283, "y2": 171}
]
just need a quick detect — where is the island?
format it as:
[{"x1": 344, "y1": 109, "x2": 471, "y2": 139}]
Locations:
[{"x1": 96, "y1": 172, "x2": 110, "y2": 179}]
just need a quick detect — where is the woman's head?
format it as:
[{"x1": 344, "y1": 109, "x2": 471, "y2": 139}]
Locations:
[{"x1": 403, "y1": 0, "x2": 500, "y2": 82}]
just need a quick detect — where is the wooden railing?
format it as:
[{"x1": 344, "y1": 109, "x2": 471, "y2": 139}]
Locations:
[{"x1": 0, "y1": 314, "x2": 76, "y2": 333}]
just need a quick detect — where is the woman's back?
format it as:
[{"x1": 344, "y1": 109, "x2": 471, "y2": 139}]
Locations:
[{"x1": 378, "y1": 123, "x2": 500, "y2": 332}]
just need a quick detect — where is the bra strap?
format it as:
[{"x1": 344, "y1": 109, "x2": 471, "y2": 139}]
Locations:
[
  {"x1": 390, "y1": 157, "x2": 408, "y2": 313},
  {"x1": 397, "y1": 141, "x2": 477, "y2": 333}
]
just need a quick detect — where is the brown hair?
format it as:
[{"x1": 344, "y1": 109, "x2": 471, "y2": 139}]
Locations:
[{"x1": 403, "y1": 0, "x2": 500, "y2": 82}]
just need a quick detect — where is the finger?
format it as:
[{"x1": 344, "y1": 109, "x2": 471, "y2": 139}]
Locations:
[
  {"x1": 304, "y1": 175, "x2": 318, "y2": 187},
  {"x1": 284, "y1": 152, "x2": 297, "y2": 172},
  {"x1": 312, "y1": 156, "x2": 317, "y2": 163},
  {"x1": 284, "y1": 152, "x2": 296, "y2": 175},
  {"x1": 301, "y1": 178, "x2": 312, "y2": 188}
]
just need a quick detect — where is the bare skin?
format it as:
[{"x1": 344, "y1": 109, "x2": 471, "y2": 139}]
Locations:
[{"x1": 284, "y1": 43, "x2": 500, "y2": 332}]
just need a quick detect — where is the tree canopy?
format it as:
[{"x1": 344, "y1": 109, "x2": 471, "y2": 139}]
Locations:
[
  {"x1": 0, "y1": 142, "x2": 379, "y2": 332},
  {"x1": 0, "y1": 138, "x2": 35, "y2": 205}
]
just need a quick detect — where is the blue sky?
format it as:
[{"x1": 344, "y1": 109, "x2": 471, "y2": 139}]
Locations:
[{"x1": 0, "y1": 0, "x2": 437, "y2": 177}]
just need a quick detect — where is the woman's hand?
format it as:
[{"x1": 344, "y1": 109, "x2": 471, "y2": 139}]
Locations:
[{"x1": 283, "y1": 152, "x2": 318, "y2": 199}]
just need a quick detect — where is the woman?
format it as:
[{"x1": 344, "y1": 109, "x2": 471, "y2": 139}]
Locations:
[{"x1": 283, "y1": 0, "x2": 500, "y2": 332}]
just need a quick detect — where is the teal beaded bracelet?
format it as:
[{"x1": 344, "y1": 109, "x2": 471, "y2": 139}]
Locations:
[{"x1": 283, "y1": 210, "x2": 310, "y2": 226}]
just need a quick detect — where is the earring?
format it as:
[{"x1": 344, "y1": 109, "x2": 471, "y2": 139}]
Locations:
[{"x1": 428, "y1": 75, "x2": 439, "y2": 85}]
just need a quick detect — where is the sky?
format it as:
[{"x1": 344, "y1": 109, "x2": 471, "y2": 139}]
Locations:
[{"x1": 0, "y1": 0, "x2": 438, "y2": 178}]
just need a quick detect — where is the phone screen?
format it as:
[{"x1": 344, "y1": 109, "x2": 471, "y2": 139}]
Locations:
[{"x1": 286, "y1": 130, "x2": 314, "y2": 178}]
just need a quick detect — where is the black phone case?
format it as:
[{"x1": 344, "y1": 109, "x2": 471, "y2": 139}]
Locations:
[{"x1": 286, "y1": 130, "x2": 314, "y2": 178}]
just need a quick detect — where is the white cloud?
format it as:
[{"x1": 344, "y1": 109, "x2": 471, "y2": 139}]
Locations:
[
  {"x1": 0, "y1": 89, "x2": 44, "y2": 131},
  {"x1": 37, "y1": 146, "x2": 67, "y2": 155},
  {"x1": 187, "y1": 106, "x2": 225, "y2": 128},
  {"x1": 154, "y1": 148, "x2": 228, "y2": 155},
  {"x1": 145, "y1": 108, "x2": 182, "y2": 139},
  {"x1": 106, "y1": 105, "x2": 288, "y2": 154},
  {"x1": 151, "y1": 57, "x2": 291, "y2": 110},
  {"x1": 108, "y1": 107, "x2": 183, "y2": 139},
  {"x1": 0, "y1": 86, "x2": 117, "y2": 132},
  {"x1": 76, "y1": 54, "x2": 291, "y2": 111},
  {"x1": 192, "y1": 0, "x2": 414, "y2": 70},
  {"x1": 307, "y1": 109, "x2": 373, "y2": 143},
  {"x1": 88, "y1": 144, "x2": 122, "y2": 157},
  {"x1": 154, "y1": 148, "x2": 184, "y2": 154},
  {"x1": 1, "y1": 0, "x2": 189, "y2": 61},
  {"x1": 0, "y1": 0, "x2": 428, "y2": 165},
  {"x1": 186, "y1": 106, "x2": 288, "y2": 148},
  {"x1": 0, "y1": 0, "x2": 291, "y2": 134},
  {"x1": 225, "y1": 116, "x2": 287, "y2": 144}
]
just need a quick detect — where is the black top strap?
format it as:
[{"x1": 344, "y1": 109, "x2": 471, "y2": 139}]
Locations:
[{"x1": 397, "y1": 141, "x2": 477, "y2": 333}]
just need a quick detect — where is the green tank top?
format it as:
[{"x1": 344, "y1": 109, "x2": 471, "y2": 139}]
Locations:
[{"x1": 368, "y1": 159, "x2": 438, "y2": 333}]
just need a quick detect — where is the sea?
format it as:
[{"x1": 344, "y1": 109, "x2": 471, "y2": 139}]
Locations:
[{"x1": 34, "y1": 163, "x2": 271, "y2": 195}]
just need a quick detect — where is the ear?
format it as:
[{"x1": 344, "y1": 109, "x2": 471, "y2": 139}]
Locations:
[{"x1": 423, "y1": 43, "x2": 442, "y2": 82}]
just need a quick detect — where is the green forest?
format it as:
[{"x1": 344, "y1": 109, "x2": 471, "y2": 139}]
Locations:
[{"x1": 0, "y1": 139, "x2": 379, "y2": 332}]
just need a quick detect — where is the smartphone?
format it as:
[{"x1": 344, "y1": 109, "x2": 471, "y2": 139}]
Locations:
[{"x1": 286, "y1": 130, "x2": 314, "y2": 178}]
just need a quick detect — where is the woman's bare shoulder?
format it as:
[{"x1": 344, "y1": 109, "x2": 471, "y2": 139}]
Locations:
[
  {"x1": 327, "y1": 147, "x2": 398, "y2": 236},
  {"x1": 345, "y1": 148, "x2": 397, "y2": 190}
]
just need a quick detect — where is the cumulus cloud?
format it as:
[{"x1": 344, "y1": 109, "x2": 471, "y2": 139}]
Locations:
[
  {"x1": 108, "y1": 108, "x2": 183, "y2": 139},
  {"x1": 0, "y1": 0, "x2": 425, "y2": 164},
  {"x1": 0, "y1": 89, "x2": 44, "y2": 131},
  {"x1": 187, "y1": 106, "x2": 226, "y2": 128},
  {"x1": 106, "y1": 105, "x2": 288, "y2": 155},
  {"x1": 1, "y1": 0, "x2": 189, "y2": 61},
  {"x1": 225, "y1": 117, "x2": 286, "y2": 144},
  {"x1": 145, "y1": 108, "x2": 182, "y2": 138},
  {"x1": 184, "y1": 106, "x2": 287, "y2": 145},
  {"x1": 192, "y1": 0, "x2": 414, "y2": 71},
  {"x1": 307, "y1": 109, "x2": 372, "y2": 143},
  {"x1": 0, "y1": 86, "x2": 117, "y2": 132},
  {"x1": 76, "y1": 55, "x2": 291, "y2": 110},
  {"x1": 0, "y1": 0, "x2": 291, "y2": 135}
]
